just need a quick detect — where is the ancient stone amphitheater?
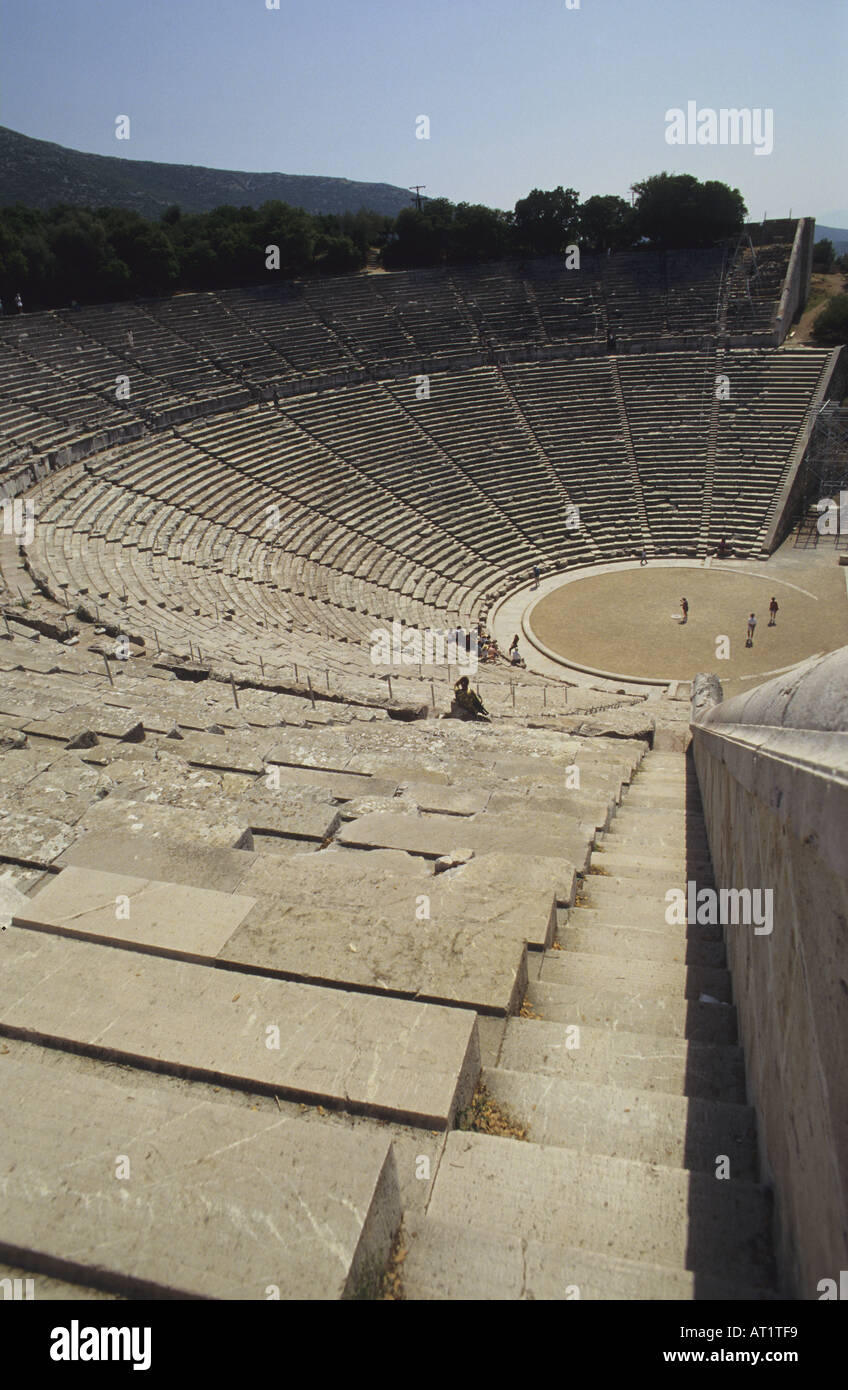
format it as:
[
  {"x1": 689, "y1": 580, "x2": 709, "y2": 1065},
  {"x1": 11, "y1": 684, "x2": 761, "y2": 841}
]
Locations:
[{"x1": 0, "y1": 221, "x2": 845, "y2": 1301}]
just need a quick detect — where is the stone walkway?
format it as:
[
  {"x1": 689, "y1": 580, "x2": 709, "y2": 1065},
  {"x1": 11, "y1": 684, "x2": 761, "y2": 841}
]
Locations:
[{"x1": 402, "y1": 747, "x2": 777, "y2": 1299}]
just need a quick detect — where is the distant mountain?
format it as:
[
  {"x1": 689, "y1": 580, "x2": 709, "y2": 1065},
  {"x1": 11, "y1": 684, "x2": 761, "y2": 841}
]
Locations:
[
  {"x1": 815, "y1": 225, "x2": 848, "y2": 254},
  {"x1": 0, "y1": 125, "x2": 416, "y2": 219}
]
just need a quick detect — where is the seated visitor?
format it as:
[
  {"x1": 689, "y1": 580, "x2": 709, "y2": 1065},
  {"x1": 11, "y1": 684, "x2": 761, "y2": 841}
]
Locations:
[{"x1": 453, "y1": 675, "x2": 489, "y2": 719}]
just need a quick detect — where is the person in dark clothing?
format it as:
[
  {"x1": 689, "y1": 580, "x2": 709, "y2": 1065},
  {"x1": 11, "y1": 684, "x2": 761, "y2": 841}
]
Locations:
[
  {"x1": 680, "y1": 597, "x2": 689, "y2": 624},
  {"x1": 768, "y1": 597, "x2": 779, "y2": 626},
  {"x1": 453, "y1": 675, "x2": 489, "y2": 719}
]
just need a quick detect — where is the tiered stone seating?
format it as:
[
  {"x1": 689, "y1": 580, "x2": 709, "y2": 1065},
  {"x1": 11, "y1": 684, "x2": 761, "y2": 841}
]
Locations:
[
  {"x1": 504, "y1": 359, "x2": 639, "y2": 557},
  {"x1": 725, "y1": 241, "x2": 792, "y2": 333},
  {"x1": 709, "y1": 348, "x2": 833, "y2": 553},
  {"x1": 616, "y1": 351, "x2": 715, "y2": 553},
  {"x1": 0, "y1": 227, "x2": 833, "y2": 1301},
  {"x1": 0, "y1": 238, "x2": 799, "y2": 487},
  {"x1": 0, "y1": 626, "x2": 779, "y2": 1299},
  {"x1": 522, "y1": 257, "x2": 601, "y2": 344},
  {"x1": 16, "y1": 338, "x2": 834, "y2": 673},
  {"x1": 374, "y1": 271, "x2": 482, "y2": 359},
  {"x1": 219, "y1": 283, "x2": 358, "y2": 377}
]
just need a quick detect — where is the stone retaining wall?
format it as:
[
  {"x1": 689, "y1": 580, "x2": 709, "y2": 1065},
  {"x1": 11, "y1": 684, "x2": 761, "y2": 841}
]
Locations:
[
  {"x1": 690, "y1": 651, "x2": 848, "y2": 1297},
  {"x1": 774, "y1": 217, "x2": 816, "y2": 344}
]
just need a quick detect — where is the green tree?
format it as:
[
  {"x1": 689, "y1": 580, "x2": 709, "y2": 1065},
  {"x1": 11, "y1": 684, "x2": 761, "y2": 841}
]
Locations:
[
  {"x1": 382, "y1": 199, "x2": 456, "y2": 267},
  {"x1": 97, "y1": 209, "x2": 179, "y2": 295},
  {"x1": 512, "y1": 187, "x2": 580, "y2": 256},
  {"x1": 314, "y1": 234, "x2": 363, "y2": 274},
  {"x1": 813, "y1": 238, "x2": 836, "y2": 272},
  {"x1": 451, "y1": 203, "x2": 510, "y2": 261},
  {"x1": 578, "y1": 195, "x2": 635, "y2": 253},
  {"x1": 812, "y1": 293, "x2": 848, "y2": 345},
  {"x1": 632, "y1": 173, "x2": 746, "y2": 248}
]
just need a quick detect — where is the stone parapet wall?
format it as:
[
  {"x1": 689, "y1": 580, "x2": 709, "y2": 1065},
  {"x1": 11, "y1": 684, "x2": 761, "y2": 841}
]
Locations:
[
  {"x1": 690, "y1": 651, "x2": 848, "y2": 1297},
  {"x1": 774, "y1": 217, "x2": 815, "y2": 344},
  {"x1": 763, "y1": 345, "x2": 844, "y2": 553}
]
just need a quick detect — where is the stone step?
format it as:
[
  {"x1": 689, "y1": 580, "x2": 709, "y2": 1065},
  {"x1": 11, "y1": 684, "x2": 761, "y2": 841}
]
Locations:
[
  {"x1": 575, "y1": 887, "x2": 721, "y2": 931},
  {"x1": 423, "y1": 1131, "x2": 774, "y2": 1284},
  {"x1": 0, "y1": 1262, "x2": 119, "y2": 1301},
  {"x1": 609, "y1": 810, "x2": 708, "y2": 834},
  {"x1": 628, "y1": 792, "x2": 703, "y2": 812},
  {"x1": 56, "y1": 830, "x2": 261, "y2": 891},
  {"x1": 537, "y1": 947, "x2": 733, "y2": 1004},
  {"x1": 630, "y1": 771, "x2": 690, "y2": 786},
  {"x1": 22, "y1": 858, "x2": 541, "y2": 1014},
  {"x1": 564, "y1": 904, "x2": 723, "y2": 946},
  {"x1": 337, "y1": 809, "x2": 596, "y2": 870},
  {"x1": 612, "y1": 806, "x2": 706, "y2": 827},
  {"x1": 606, "y1": 825, "x2": 712, "y2": 858},
  {"x1": 586, "y1": 864, "x2": 715, "y2": 890},
  {"x1": 526, "y1": 978, "x2": 738, "y2": 1043},
  {"x1": 0, "y1": 1056, "x2": 399, "y2": 1299},
  {"x1": 402, "y1": 1217, "x2": 777, "y2": 1300},
  {"x1": 558, "y1": 923, "x2": 726, "y2": 969},
  {"x1": 499, "y1": 1018, "x2": 745, "y2": 1101},
  {"x1": 481, "y1": 1067, "x2": 758, "y2": 1177},
  {"x1": 0, "y1": 926, "x2": 479, "y2": 1128},
  {"x1": 635, "y1": 774, "x2": 691, "y2": 788},
  {"x1": 592, "y1": 850, "x2": 713, "y2": 878},
  {"x1": 70, "y1": 796, "x2": 255, "y2": 851}
]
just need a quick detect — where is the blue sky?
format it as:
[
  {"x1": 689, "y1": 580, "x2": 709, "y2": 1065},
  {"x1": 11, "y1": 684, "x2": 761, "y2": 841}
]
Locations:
[{"x1": 1, "y1": 0, "x2": 846, "y2": 224}]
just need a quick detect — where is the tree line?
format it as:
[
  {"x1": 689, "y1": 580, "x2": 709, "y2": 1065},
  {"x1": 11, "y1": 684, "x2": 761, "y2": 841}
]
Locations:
[{"x1": 0, "y1": 173, "x2": 749, "y2": 311}]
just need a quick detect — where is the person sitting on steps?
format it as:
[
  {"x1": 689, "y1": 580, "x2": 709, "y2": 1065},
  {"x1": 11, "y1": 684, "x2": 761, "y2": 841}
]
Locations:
[{"x1": 453, "y1": 675, "x2": 489, "y2": 719}]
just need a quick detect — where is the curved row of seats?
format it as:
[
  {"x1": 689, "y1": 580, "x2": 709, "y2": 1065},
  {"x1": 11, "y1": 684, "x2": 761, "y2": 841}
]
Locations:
[
  {"x1": 17, "y1": 346, "x2": 832, "y2": 693},
  {"x1": 0, "y1": 243, "x2": 796, "y2": 488}
]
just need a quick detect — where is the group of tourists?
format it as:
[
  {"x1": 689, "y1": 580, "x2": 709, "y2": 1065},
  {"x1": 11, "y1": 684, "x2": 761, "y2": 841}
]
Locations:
[
  {"x1": 747, "y1": 600, "x2": 780, "y2": 646},
  {"x1": 678, "y1": 595, "x2": 781, "y2": 645},
  {"x1": 475, "y1": 621, "x2": 527, "y2": 668},
  {"x1": 452, "y1": 629, "x2": 529, "y2": 720}
]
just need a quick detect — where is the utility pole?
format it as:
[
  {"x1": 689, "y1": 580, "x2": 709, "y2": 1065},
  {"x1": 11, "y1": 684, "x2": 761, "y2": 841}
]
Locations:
[{"x1": 410, "y1": 185, "x2": 426, "y2": 212}]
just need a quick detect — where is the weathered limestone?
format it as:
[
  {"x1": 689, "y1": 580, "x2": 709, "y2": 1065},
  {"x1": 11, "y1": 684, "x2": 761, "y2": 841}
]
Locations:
[
  {"x1": 0, "y1": 812, "x2": 79, "y2": 866},
  {"x1": 228, "y1": 849, "x2": 554, "y2": 1010},
  {"x1": 482, "y1": 1069, "x2": 757, "y2": 1176},
  {"x1": 70, "y1": 797, "x2": 254, "y2": 849},
  {"x1": 691, "y1": 647, "x2": 848, "y2": 1298},
  {"x1": 402, "y1": 1220, "x2": 774, "y2": 1301},
  {"x1": 497, "y1": 1017, "x2": 745, "y2": 1101},
  {"x1": 56, "y1": 831, "x2": 259, "y2": 891},
  {"x1": 525, "y1": 978, "x2": 738, "y2": 1044},
  {"x1": 0, "y1": 1057, "x2": 401, "y2": 1299},
  {"x1": 265, "y1": 764, "x2": 398, "y2": 801},
  {"x1": 23, "y1": 709, "x2": 145, "y2": 742},
  {"x1": 423, "y1": 1131, "x2": 773, "y2": 1283},
  {"x1": 12, "y1": 866, "x2": 257, "y2": 957},
  {"x1": 338, "y1": 809, "x2": 594, "y2": 867},
  {"x1": 0, "y1": 928, "x2": 480, "y2": 1128}
]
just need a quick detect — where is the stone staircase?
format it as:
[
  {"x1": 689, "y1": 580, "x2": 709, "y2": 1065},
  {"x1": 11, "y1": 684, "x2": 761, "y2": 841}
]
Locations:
[
  {"x1": 0, "y1": 638, "x2": 656, "y2": 1300},
  {"x1": 403, "y1": 747, "x2": 779, "y2": 1299}
]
